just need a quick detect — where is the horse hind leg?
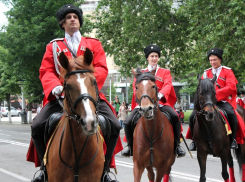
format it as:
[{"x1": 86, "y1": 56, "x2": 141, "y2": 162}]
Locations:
[{"x1": 146, "y1": 166, "x2": 155, "y2": 182}]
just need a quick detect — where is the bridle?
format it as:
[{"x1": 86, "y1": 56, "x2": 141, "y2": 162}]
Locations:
[
  {"x1": 57, "y1": 69, "x2": 100, "y2": 182},
  {"x1": 63, "y1": 70, "x2": 100, "y2": 125}
]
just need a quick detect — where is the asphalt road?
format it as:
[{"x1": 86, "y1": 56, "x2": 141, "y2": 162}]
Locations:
[{"x1": 0, "y1": 117, "x2": 242, "y2": 182}]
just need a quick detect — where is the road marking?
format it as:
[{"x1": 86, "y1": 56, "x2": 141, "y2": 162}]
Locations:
[
  {"x1": 0, "y1": 133, "x2": 10, "y2": 136},
  {"x1": 0, "y1": 168, "x2": 30, "y2": 181},
  {"x1": 115, "y1": 160, "x2": 223, "y2": 182},
  {"x1": 0, "y1": 139, "x2": 29, "y2": 147},
  {"x1": 4, "y1": 130, "x2": 30, "y2": 135}
]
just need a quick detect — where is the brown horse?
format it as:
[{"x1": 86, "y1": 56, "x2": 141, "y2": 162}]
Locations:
[
  {"x1": 45, "y1": 49, "x2": 104, "y2": 182},
  {"x1": 132, "y1": 68, "x2": 175, "y2": 182},
  {"x1": 193, "y1": 74, "x2": 236, "y2": 182},
  {"x1": 233, "y1": 104, "x2": 245, "y2": 182}
]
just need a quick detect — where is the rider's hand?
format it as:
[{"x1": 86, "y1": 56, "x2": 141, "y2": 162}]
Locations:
[
  {"x1": 158, "y1": 93, "x2": 164, "y2": 100},
  {"x1": 52, "y1": 86, "x2": 63, "y2": 96}
]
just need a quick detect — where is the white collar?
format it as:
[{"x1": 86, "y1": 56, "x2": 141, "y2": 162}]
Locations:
[
  {"x1": 212, "y1": 65, "x2": 222, "y2": 78},
  {"x1": 65, "y1": 30, "x2": 82, "y2": 42},
  {"x1": 147, "y1": 64, "x2": 158, "y2": 72}
]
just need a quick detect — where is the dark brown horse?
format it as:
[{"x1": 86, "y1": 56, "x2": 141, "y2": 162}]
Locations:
[
  {"x1": 193, "y1": 74, "x2": 236, "y2": 182},
  {"x1": 132, "y1": 68, "x2": 175, "y2": 182},
  {"x1": 45, "y1": 49, "x2": 104, "y2": 182}
]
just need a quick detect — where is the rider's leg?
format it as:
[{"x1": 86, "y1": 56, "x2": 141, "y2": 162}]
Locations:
[
  {"x1": 216, "y1": 102, "x2": 238, "y2": 149},
  {"x1": 160, "y1": 106, "x2": 186, "y2": 158},
  {"x1": 31, "y1": 100, "x2": 62, "y2": 182},
  {"x1": 189, "y1": 110, "x2": 197, "y2": 151},
  {"x1": 98, "y1": 100, "x2": 121, "y2": 182},
  {"x1": 121, "y1": 108, "x2": 139, "y2": 157}
]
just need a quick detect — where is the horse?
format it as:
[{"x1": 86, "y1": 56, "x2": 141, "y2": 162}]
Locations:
[
  {"x1": 45, "y1": 49, "x2": 104, "y2": 182},
  {"x1": 193, "y1": 74, "x2": 236, "y2": 182},
  {"x1": 132, "y1": 68, "x2": 175, "y2": 182},
  {"x1": 233, "y1": 104, "x2": 245, "y2": 182}
]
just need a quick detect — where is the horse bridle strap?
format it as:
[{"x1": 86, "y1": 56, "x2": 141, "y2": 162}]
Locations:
[{"x1": 73, "y1": 93, "x2": 97, "y2": 111}]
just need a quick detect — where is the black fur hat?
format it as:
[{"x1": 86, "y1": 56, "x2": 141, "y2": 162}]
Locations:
[
  {"x1": 144, "y1": 45, "x2": 161, "y2": 58},
  {"x1": 207, "y1": 48, "x2": 223, "y2": 61},
  {"x1": 56, "y1": 4, "x2": 83, "y2": 30}
]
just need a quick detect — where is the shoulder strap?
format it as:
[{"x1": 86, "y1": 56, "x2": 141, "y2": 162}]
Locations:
[{"x1": 63, "y1": 41, "x2": 77, "y2": 58}]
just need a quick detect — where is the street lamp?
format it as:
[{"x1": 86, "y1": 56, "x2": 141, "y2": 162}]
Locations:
[{"x1": 109, "y1": 74, "x2": 112, "y2": 103}]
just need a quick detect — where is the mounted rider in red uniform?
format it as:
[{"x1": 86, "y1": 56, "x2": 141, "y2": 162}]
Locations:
[
  {"x1": 188, "y1": 48, "x2": 238, "y2": 151},
  {"x1": 121, "y1": 45, "x2": 186, "y2": 158},
  {"x1": 30, "y1": 4, "x2": 121, "y2": 182}
]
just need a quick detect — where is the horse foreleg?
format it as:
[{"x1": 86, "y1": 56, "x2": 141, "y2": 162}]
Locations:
[
  {"x1": 197, "y1": 152, "x2": 207, "y2": 182},
  {"x1": 220, "y1": 151, "x2": 229, "y2": 182},
  {"x1": 227, "y1": 150, "x2": 235, "y2": 182},
  {"x1": 133, "y1": 160, "x2": 145, "y2": 182},
  {"x1": 146, "y1": 166, "x2": 155, "y2": 182}
]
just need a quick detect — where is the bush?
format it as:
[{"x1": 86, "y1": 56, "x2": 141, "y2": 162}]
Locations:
[{"x1": 183, "y1": 110, "x2": 193, "y2": 122}]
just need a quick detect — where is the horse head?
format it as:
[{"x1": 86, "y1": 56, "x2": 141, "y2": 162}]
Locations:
[
  {"x1": 59, "y1": 48, "x2": 99, "y2": 135},
  {"x1": 196, "y1": 73, "x2": 217, "y2": 121},
  {"x1": 132, "y1": 67, "x2": 158, "y2": 120}
]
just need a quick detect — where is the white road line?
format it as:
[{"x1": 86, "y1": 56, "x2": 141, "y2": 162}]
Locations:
[
  {"x1": 0, "y1": 133, "x2": 10, "y2": 136},
  {"x1": 0, "y1": 168, "x2": 30, "y2": 182},
  {"x1": 115, "y1": 160, "x2": 223, "y2": 182},
  {"x1": 0, "y1": 139, "x2": 29, "y2": 147},
  {"x1": 4, "y1": 130, "x2": 30, "y2": 135}
]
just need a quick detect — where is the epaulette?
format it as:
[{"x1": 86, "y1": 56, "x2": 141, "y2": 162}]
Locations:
[
  {"x1": 85, "y1": 37, "x2": 99, "y2": 41},
  {"x1": 204, "y1": 67, "x2": 212, "y2": 72},
  {"x1": 222, "y1": 66, "x2": 231, "y2": 70},
  {"x1": 50, "y1": 38, "x2": 64, "y2": 43}
]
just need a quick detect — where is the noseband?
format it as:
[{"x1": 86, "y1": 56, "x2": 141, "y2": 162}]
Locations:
[{"x1": 64, "y1": 70, "x2": 100, "y2": 125}]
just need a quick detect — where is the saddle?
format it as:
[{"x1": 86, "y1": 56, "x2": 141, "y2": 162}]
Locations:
[
  {"x1": 44, "y1": 112, "x2": 111, "y2": 146},
  {"x1": 131, "y1": 107, "x2": 172, "y2": 132}
]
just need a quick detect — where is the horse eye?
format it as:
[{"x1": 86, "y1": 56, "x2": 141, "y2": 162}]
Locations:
[
  {"x1": 152, "y1": 85, "x2": 155, "y2": 89},
  {"x1": 136, "y1": 86, "x2": 138, "y2": 90},
  {"x1": 92, "y1": 79, "x2": 97, "y2": 85}
]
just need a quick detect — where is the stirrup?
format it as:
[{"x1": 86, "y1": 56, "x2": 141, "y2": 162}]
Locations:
[
  {"x1": 32, "y1": 169, "x2": 46, "y2": 182},
  {"x1": 102, "y1": 171, "x2": 118, "y2": 182}
]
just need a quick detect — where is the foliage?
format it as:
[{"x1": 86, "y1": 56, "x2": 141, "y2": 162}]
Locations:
[
  {"x1": 0, "y1": 0, "x2": 93, "y2": 103},
  {"x1": 106, "y1": 81, "x2": 117, "y2": 102}
]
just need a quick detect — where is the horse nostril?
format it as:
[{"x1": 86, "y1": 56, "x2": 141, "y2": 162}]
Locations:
[{"x1": 148, "y1": 106, "x2": 153, "y2": 111}]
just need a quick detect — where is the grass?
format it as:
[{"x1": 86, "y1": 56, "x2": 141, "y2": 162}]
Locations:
[{"x1": 183, "y1": 109, "x2": 193, "y2": 122}]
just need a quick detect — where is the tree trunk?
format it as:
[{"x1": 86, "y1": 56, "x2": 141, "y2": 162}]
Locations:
[{"x1": 6, "y1": 93, "x2": 11, "y2": 123}]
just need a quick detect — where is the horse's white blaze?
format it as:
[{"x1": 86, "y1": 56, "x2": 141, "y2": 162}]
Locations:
[
  {"x1": 142, "y1": 80, "x2": 148, "y2": 86},
  {"x1": 76, "y1": 73, "x2": 94, "y2": 131}
]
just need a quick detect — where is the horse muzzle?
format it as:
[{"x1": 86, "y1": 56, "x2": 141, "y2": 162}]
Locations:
[
  {"x1": 80, "y1": 115, "x2": 98, "y2": 135},
  {"x1": 204, "y1": 111, "x2": 215, "y2": 121},
  {"x1": 139, "y1": 105, "x2": 154, "y2": 120}
]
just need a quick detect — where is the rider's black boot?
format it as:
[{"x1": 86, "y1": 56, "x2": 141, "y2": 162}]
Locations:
[
  {"x1": 31, "y1": 139, "x2": 47, "y2": 182},
  {"x1": 121, "y1": 124, "x2": 133, "y2": 157},
  {"x1": 102, "y1": 137, "x2": 119, "y2": 182},
  {"x1": 230, "y1": 117, "x2": 238, "y2": 149},
  {"x1": 189, "y1": 141, "x2": 197, "y2": 151},
  {"x1": 176, "y1": 143, "x2": 186, "y2": 158}
]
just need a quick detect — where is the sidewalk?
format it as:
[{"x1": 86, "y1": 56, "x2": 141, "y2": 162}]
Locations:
[{"x1": 0, "y1": 113, "x2": 37, "y2": 124}]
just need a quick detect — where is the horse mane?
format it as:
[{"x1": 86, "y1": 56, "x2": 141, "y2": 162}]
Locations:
[
  {"x1": 60, "y1": 55, "x2": 95, "y2": 78},
  {"x1": 194, "y1": 78, "x2": 216, "y2": 110},
  {"x1": 135, "y1": 67, "x2": 156, "y2": 84}
]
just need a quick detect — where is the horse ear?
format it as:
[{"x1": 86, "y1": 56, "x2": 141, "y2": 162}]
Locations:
[
  {"x1": 84, "y1": 48, "x2": 93, "y2": 66},
  {"x1": 211, "y1": 73, "x2": 217, "y2": 84},
  {"x1": 59, "y1": 52, "x2": 69, "y2": 70},
  {"x1": 131, "y1": 68, "x2": 137, "y2": 77},
  {"x1": 150, "y1": 69, "x2": 156, "y2": 76},
  {"x1": 197, "y1": 73, "x2": 201, "y2": 82}
]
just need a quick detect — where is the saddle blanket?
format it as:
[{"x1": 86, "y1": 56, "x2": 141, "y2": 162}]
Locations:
[{"x1": 186, "y1": 110, "x2": 245, "y2": 144}]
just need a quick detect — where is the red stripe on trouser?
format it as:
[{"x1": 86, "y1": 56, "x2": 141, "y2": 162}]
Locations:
[
  {"x1": 242, "y1": 164, "x2": 245, "y2": 181},
  {"x1": 163, "y1": 174, "x2": 169, "y2": 182},
  {"x1": 229, "y1": 167, "x2": 236, "y2": 182},
  {"x1": 224, "y1": 179, "x2": 229, "y2": 182}
]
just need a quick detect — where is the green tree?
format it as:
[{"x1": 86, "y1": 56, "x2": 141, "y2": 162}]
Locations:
[
  {"x1": 0, "y1": 0, "x2": 93, "y2": 104},
  {"x1": 106, "y1": 81, "x2": 117, "y2": 102}
]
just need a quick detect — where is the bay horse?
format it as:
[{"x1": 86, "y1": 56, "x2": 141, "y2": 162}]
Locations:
[
  {"x1": 132, "y1": 68, "x2": 175, "y2": 182},
  {"x1": 193, "y1": 74, "x2": 236, "y2": 182},
  {"x1": 45, "y1": 49, "x2": 104, "y2": 182}
]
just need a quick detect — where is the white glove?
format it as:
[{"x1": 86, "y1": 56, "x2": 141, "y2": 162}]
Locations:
[
  {"x1": 158, "y1": 93, "x2": 164, "y2": 100},
  {"x1": 52, "y1": 86, "x2": 63, "y2": 96}
]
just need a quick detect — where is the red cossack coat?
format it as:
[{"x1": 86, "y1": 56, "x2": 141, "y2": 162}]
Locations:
[
  {"x1": 203, "y1": 66, "x2": 237, "y2": 109},
  {"x1": 131, "y1": 67, "x2": 177, "y2": 110},
  {"x1": 40, "y1": 37, "x2": 108, "y2": 107}
]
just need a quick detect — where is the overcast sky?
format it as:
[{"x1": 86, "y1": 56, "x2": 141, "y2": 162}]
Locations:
[{"x1": 0, "y1": 3, "x2": 9, "y2": 26}]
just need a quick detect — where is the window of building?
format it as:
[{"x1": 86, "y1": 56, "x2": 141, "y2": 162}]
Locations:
[{"x1": 114, "y1": 74, "x2": 121, "y2": 83}]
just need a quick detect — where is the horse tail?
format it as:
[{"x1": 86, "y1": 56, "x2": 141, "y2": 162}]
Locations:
[{"x1": 233, "y1": 144, "x2": 242, "y2": 175}]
